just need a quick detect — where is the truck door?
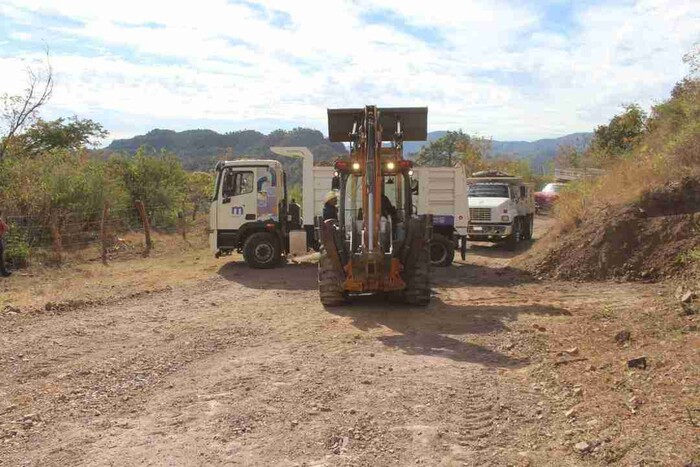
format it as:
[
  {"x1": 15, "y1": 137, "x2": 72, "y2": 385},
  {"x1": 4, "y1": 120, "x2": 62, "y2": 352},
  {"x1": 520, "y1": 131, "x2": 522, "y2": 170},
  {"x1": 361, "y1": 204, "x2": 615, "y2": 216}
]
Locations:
[{"x1": 217, "y1": 167, "x2": 257, "y2": 233}]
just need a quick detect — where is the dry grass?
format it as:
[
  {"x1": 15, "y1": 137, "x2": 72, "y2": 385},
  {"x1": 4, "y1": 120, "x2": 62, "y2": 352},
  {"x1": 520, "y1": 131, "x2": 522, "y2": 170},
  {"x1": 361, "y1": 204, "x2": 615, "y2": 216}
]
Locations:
[
  {"x1": 0, "y1": 216, "x2": 227, "y2": 311},
  {"x1": 553, "y1": 79, "x2": 700, "y2": 232}
]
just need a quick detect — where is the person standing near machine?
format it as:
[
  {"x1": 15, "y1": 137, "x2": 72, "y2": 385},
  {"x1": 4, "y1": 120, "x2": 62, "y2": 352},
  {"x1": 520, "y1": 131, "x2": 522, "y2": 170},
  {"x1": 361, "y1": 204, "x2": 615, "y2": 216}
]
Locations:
[{"x1": 322, "y1": 191, "x2": 338, "y2": 221}]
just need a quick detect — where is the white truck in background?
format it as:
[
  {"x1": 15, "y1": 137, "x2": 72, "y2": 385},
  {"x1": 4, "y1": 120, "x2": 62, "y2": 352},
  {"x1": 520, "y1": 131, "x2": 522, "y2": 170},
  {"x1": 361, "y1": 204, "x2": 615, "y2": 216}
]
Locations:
[
  {"x1": 209, "y1": 147, "x2": 332, "y2": 268},
  {"x1": 411, "y1": 166, "x2": 469, "y2": 266},
  {"x1": 466, "y1": 171, "x2": 535, "y2": 250}
]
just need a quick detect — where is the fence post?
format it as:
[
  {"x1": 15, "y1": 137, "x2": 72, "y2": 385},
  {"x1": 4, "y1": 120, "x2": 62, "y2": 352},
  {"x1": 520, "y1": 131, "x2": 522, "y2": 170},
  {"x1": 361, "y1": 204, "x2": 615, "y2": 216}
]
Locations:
[
  {"x1": 134, "y1": 200, "x2": 152, "y2": 257},
  {"x1": 49, "y1": 213, "x2": 62, "y2": 265},
  {"x1": 100, "y1": 202, "x2": 110, "y2": 265},
  {"x1": 178, "y1": 211, "x2": 191, "y2": 247}
]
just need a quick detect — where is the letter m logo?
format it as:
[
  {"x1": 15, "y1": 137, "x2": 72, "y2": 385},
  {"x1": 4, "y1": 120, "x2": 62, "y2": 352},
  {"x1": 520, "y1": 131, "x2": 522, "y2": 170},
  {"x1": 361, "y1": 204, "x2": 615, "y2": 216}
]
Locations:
[{"x1": 231, "y1": 206, "x2": 244, "y2": 216}]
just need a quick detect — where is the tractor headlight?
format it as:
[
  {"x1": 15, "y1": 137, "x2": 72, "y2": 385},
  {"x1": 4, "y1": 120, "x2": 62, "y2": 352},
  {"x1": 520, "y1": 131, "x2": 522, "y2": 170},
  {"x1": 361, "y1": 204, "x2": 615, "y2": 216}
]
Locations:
[
  {"x1": 386, "y1": 161, "x2": 395, "y2": 171},
  {"x1": 352, "y1": 162, "x2": 361, "y2": 171},
  {"x1": 501, "y1": 215, "x2": 510, "y2": 222},
  {"x1": 408, "y1": 169, "x2": 414, "y2": 176}
]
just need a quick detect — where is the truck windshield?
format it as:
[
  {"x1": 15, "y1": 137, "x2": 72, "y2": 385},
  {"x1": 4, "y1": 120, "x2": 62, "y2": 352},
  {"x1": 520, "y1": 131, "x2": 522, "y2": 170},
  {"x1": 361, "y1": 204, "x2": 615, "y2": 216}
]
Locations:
[{"x1": 468, "y1": 184, "x2": 509, "y2": 198}]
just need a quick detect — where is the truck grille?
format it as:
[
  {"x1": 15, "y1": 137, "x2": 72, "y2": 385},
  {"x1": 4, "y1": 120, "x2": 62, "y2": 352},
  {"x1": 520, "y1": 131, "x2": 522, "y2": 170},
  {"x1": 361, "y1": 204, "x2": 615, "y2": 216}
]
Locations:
[{"x1": 470, "y1": 208, "x2": 491, "y2": 222}]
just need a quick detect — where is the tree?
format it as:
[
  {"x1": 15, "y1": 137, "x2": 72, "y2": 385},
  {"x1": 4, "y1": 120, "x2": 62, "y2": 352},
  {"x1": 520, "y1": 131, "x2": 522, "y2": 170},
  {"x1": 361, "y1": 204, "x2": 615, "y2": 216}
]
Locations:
[
  {"x1": 0, "y1": 50, "x2": 53, "y2": 159},
  {"x1": 185, "y1": 171, "x2": 213, "y2": 219},
  {"x1": 415, "y1": 130, "x2": 492, "y2": 169},
  {"x1": 121, "y1": 148, "x2": 188, "y2": 222},
  {"x1": 416, "y1": 130, "x2": 470, "y2": 167},
  {"x1": 15, "y1": 117, "x2": 108, "y2": 156},
  {"x1": 554, "y1": 145, "x2": 583, "y2": 169},
  {"x1": 591, "y1": 104, "x2": 647, "y2": 160}
]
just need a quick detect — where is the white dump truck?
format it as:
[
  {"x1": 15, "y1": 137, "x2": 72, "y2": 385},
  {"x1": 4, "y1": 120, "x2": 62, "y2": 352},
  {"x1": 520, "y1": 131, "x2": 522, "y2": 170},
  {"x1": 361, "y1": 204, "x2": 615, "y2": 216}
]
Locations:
[
  {"x1": 466, "y1": 171, "x2": 535, "y2": 250},
  {"x1": 209, "y1": 146, "x2": 471, "y2": 268},
  {"x1": 411, "y1": 166, "x2": 469, "y2": 266},
  {"x1": 209, "y1": 147, "x2": 334, "y2": 268}
]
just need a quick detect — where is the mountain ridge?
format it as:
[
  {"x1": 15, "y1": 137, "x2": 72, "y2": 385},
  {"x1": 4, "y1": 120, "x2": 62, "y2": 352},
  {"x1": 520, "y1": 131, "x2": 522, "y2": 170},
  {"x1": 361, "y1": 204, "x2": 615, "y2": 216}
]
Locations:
[{"x1": 107, "y1": 128, "x2": 593, "y2": 176}]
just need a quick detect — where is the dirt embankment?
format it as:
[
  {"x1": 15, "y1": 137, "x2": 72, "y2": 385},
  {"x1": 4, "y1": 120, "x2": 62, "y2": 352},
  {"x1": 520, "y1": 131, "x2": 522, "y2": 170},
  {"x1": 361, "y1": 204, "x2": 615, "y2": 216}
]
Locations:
[{"x1": 521, "y1": 177, "x2": 700, "y2": 281}]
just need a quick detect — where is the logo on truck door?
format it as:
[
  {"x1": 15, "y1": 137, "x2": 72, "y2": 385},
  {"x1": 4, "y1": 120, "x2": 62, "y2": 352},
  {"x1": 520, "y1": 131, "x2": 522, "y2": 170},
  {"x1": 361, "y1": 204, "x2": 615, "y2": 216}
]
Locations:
[{"x1": 231, "y1": 206, "x2": 244, "y2": 216}]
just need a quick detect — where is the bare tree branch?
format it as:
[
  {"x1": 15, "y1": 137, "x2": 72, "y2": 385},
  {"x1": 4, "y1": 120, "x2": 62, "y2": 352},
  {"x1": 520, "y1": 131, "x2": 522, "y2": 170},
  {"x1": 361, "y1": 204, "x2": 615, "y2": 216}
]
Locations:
[{"x1": 0, "y1": 47, "x2": 54, "y2": 159}]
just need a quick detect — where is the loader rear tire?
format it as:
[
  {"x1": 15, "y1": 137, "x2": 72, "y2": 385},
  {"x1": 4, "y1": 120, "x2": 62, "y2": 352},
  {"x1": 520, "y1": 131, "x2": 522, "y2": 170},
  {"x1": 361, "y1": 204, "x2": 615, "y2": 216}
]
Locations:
[
  {"x1": 402, "y1": 218, "x2": 431, "y2": 306},
  {"x1": 318, "y1": 249, "x2": 346, "y2": 307}
]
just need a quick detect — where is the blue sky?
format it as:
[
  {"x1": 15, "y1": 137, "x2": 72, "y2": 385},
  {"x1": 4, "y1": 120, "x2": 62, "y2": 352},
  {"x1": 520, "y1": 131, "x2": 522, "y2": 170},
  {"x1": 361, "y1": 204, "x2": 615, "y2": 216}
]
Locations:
[{"x1": 1, "y1": 0, "x2": 698, "y2": 144}]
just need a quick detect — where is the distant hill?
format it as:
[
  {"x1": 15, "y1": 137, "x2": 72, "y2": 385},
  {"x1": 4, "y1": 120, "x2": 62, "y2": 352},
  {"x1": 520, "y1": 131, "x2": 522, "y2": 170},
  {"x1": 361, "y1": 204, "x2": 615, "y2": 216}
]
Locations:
[
  {"x1": 107, "y1": 127, "x2": 593, "y2": 182},
  {"x1": 404, "y1": 131, "x2": 593, "y2": 168},
  {"x1": 107, "y1": 128, "x2": 348, "y2": 186}
]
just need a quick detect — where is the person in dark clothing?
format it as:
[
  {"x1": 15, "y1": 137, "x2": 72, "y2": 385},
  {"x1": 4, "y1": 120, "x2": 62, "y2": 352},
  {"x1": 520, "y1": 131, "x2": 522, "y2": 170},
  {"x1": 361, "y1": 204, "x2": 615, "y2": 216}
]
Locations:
[
  {"x1": 0, "y1": 211, "x2": 11, "y2": 277},
  {"x1": 381, "y1": 194, "x2": 398, "y2": 224},
  {"x1": 322, "y1": 191, "x2": 338, "y2": 221},
  {"x1": 288, "y1": 198, "x2": 302, "y2": 229}
]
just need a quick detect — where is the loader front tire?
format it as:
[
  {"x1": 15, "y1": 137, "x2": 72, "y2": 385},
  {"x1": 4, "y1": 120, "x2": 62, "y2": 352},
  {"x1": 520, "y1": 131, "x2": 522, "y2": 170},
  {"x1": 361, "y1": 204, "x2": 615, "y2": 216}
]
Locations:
[{"x1": 318, "y1": 248, "x2": 346, "y2": 307}]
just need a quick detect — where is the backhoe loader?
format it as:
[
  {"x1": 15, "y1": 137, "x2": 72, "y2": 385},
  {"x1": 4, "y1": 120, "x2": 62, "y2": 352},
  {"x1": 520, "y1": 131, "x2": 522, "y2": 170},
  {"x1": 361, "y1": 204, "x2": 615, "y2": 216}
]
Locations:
[{"x1": 318, "y1": 105, "x2": 432, "y2": 306}]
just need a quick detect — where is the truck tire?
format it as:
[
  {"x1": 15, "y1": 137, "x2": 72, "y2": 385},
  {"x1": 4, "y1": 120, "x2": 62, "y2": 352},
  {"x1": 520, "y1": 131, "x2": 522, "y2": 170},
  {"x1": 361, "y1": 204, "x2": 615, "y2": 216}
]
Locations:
[
  {"x1": 318, "y1": 248, "x2": 346, "y2": 306},
  {"x1": 505, "y1": 218, "x2": 523, "y2": 251},
  {"x1": 402, "y1": 217, "x2": 431, "y2": 306},
  {"x1": 523, "y1": 214, "x2": 534, "y2": 240},
  {"x1": 243, "y1": 232, "x2": 281, "y2": 269},
  {"x1": 430, "y1": 233, "x2": 455, "y2": 267}
]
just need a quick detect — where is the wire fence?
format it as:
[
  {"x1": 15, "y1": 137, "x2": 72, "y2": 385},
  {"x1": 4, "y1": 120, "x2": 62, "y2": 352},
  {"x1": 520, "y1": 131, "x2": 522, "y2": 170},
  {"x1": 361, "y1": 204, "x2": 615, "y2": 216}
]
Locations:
[{"x1": 3, "y1": 201, "x2": 208, "y2": 268}]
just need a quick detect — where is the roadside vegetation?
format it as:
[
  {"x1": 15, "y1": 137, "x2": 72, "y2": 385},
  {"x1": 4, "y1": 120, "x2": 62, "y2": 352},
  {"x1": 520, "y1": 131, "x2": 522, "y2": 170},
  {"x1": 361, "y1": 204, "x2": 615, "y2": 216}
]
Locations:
[
  {"x1": 414, "y1": 129, "x2": 553, "y2": 188},
  {"x1": 0, "y1": 56, "x2": 213, "y2": 267},
  {"x1": 552, "y1": 49, "x2": 700, "y2": 231}
]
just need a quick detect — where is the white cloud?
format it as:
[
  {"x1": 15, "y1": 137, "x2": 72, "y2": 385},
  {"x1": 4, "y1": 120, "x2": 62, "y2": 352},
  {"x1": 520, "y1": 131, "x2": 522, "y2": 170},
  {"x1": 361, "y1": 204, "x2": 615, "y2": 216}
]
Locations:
[{"x1": 0, "y1": 0, "x2": 698, "y2": 142}]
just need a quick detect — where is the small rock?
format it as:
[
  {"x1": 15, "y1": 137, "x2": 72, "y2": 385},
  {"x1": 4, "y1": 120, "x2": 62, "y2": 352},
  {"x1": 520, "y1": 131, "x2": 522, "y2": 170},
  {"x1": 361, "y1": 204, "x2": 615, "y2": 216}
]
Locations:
[
  {"x1": 573, "y1": 387, "x2": 583, "y2": 397},
  {"x1": 681, "y1": 302, "x2": 698, "y2": 316},
  {"x1": 574, "y1": 441, "x2": 591, "y2": 453},
  {"x1": 614, "y1": 330, "x2": 631, "y2": 345},
  {"x1": 361, "y1": 380, "x2": 371, "y2": 385},
  {"x1": 563, "y1": 347, "x2": 579, "y2": 356},
  {"x1": 349, "y1": 408, "x2": 357, "y2": 414},
  {"x1": 565, "y1": 408, "x2": 576, "y2": 418},
  {"x1": 680, "y1": 291, "x2": 695, "y2": 303},
  {"x1": 291, "y1": 420, "x2": 298, "y2": 427},
  {"x1": 627, "y1": 357, "x2": 647, "y2": 370}
]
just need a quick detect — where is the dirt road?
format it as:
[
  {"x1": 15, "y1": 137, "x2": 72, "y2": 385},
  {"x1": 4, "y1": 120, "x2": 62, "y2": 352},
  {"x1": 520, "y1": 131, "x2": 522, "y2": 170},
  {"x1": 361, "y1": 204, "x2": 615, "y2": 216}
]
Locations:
[{"x1": 1, "y1": 218, "x2": 698, "y2": 466}]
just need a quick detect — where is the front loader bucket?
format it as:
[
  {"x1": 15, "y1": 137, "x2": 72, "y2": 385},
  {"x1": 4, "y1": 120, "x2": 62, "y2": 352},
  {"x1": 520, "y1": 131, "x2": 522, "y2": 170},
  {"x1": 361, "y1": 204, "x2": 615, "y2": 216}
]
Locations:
[{"x1": 327, "y1": 107, "x2": 428, "y2": 142}]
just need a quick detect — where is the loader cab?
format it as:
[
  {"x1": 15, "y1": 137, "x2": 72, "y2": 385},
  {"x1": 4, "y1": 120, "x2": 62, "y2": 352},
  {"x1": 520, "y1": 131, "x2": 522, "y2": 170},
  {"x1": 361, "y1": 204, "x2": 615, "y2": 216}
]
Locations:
[{"x1": 338, "y1": 168, "x2": 413, "y2": 255}]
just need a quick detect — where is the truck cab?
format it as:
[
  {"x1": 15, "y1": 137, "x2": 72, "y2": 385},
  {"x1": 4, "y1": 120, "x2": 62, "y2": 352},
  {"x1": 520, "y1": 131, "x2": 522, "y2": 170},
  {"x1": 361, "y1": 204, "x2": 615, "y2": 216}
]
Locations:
[
  {"x1": 466, "y1": 171, "x2": 534, "y2": 250},
  {"x1": 210, "y1": 148, "x2": 337, "y2": 268},
  {"x1": 210, "y1": 160, "x2": 290, "y2": 267}
]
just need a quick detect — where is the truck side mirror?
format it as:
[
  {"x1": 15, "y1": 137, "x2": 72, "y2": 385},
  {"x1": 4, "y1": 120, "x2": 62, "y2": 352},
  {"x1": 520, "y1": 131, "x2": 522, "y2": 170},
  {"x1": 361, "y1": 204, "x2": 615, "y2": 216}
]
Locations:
[{"x1": 332, "y1": 176, "x2": 340, "y2": 190}]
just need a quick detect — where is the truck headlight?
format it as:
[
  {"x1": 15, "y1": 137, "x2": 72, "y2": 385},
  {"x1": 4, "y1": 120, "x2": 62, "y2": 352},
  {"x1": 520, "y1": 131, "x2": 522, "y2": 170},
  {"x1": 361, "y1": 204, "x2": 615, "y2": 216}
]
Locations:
[{"x1": 501, "y1": 215, "x2": 510, "y2": 222}]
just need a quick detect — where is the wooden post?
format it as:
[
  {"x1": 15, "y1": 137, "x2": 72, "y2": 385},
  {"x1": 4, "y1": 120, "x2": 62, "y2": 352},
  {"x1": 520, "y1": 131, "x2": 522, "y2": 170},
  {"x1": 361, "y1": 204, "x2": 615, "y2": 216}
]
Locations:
[
  {"x1": 100, "y1": 202, "x2": 110, "y2": 265},
  {"x1": 179, "y1": 212, "x2": 191, "y2": 247},
  {"x1": 50, "y1": 212, "x2": 62, "y2": 265},
  {"x1": 134, "y1": 200, "x2": 152, "y2": 257}
]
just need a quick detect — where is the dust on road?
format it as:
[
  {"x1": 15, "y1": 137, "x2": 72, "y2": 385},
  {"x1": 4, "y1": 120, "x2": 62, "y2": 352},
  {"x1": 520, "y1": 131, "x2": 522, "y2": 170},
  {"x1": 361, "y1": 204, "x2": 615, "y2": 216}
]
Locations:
[{"x1": 1, "y1": 217, "x2": 697, "y2": 466}]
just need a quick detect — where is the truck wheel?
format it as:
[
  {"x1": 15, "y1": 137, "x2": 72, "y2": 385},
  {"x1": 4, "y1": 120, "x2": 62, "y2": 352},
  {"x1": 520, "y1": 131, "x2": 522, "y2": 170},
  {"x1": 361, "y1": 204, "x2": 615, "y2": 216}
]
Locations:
[
  {"x1": 243, "y1": 232, "x2": 281, "y2": 269},
  {"x1": 505, "y1": 218, "x2": 522, "y2": 251},
  {"x1": 402, "y1": 217, "x2": 431, "y2": 306},
  {"x1": 318, "y1": 248, "x2": 346, "y2": 306},
  {"x1": 524, "y1": 215, "x2": 534, "y2": 240},
  {"x1": 429, "y1": 233, "x2": 455, "y2": 267}
]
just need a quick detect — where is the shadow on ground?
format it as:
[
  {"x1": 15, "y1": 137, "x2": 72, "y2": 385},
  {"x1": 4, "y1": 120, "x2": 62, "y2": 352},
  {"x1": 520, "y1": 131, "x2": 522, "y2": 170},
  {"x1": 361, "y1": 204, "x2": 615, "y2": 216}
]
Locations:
[
  {"x1": 328, "y1": 296, "x2": 570, "y2": 368},
  {"x1": 432, "y1": 262, "x2": 536, "y2": 288},
  {"x1": 217, "y1": 261, "x2": 317, "y2": 290}
]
